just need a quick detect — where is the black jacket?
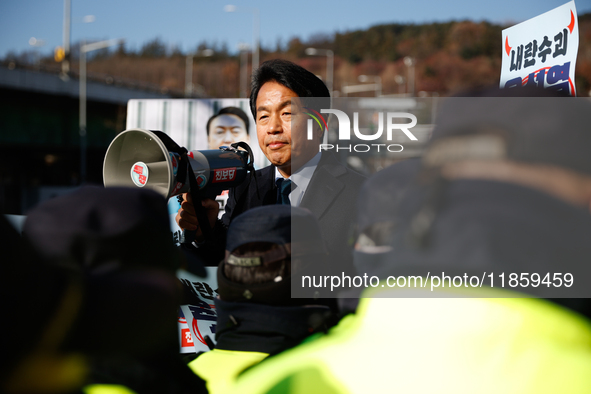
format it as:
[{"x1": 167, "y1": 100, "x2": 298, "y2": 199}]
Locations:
[
  {"x1": 214, "y1": 298, "x2": 333, "y2": 355},
  {"x1": 201, "y1": 153, "x2": 366, "y2": 279},
  {"x1": 373, "y1": 179, "x2": 591, "y2": 318}
]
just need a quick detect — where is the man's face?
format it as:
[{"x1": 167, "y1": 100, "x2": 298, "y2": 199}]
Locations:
[
  {"x1": 208, "y1": 114, "x2": 249, "y2": 149},
  {"x1": 255, "y1": 81, "x2": 321, "y2": 177}
]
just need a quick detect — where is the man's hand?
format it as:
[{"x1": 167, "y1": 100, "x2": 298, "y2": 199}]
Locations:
[{"x1": 175, "y1": 193, "x2": 220, "y2": 242}]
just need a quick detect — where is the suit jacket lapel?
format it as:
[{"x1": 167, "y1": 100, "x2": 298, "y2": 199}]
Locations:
[
  {"x1": 300, "y1": 153, "x2": 346, "y2": 219},
  {"x1": 229, "y1": 165, "x2": 276, "y2": 223},
  {"x1": 254, "y1": 165, "x2": 276, "y2": 205}
]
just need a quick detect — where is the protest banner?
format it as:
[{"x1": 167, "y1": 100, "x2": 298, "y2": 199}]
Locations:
[
  {"x1": 500, "y1": 1, "x2": 579, "y2": 95},
  {"x1": 178, "y1": 268, "x2": 219, "y2": 354}
]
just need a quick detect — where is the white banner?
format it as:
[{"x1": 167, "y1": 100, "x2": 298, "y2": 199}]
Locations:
[
  {"x1": 178, "y1": 267, "x2": 219, "y2": 354},
  {"x1": 500, "y1": 1, "x2": 578, "y2": 95}
]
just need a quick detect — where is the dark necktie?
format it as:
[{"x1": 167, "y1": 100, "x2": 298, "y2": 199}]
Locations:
[{"x1": 276, "y1": 178, "x2": 293, "y2": 205}]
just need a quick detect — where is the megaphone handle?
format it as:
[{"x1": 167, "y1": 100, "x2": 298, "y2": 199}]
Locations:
[
  {"x1": 183, "y1": 198, "x2": 213, "y2": 244},
  {"x1": 183, "y1": 228, "x2": 198, "y2": 245},
  {"x1": 182, "y1": 159, "x2": 213, "y2": 244}
]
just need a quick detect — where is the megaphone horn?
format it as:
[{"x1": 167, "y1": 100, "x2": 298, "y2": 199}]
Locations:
[{"x1": 103, "y1": 128, "x2": 251, "y2": 200}]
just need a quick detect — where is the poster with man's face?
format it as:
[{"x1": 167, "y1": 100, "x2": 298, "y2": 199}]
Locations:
[
  {"x1": 126, "y1": 98, "x2": 268, "y2": 169},
  {"x1": 207, "y1": 112, "x2": 249, "y2": 149}
]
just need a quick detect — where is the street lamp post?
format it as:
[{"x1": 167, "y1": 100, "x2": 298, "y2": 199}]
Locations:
[
  {"x1": 252, "y1": 8, "x2": 259, "y2": 70},
  {"x1": 79, "y1": 38, "x2": 124, "y2": 183},
  {"x1": 62, "y1": 0, "x2": 71, "y2": 76},
  {"x1": 28, "y1": 37, "x2": 46, "y2": 71},
  {"x1": 404, "y1": 56, "x2": 415, "y2": 96},
  {"x1": 185, "y1": 49, "x2": 214, "y2": 97},
  {"x1": 60, "y1": 11, "x2": 96, "y2": 81},
  {"x1": 224, "y1": 5, "x2": 259, "y2": 71},
  {"x1": 305, "y1": 47, "x2": 334, "y2": 96},
  {"x1": 238, "y1": 43, "x2": 250, "y2": 98},
  {"x1": 394, "y1": 75, "x2": 405, "y2": 94}
]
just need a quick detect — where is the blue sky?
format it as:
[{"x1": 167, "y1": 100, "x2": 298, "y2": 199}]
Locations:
[{"x1": 1, "y1": 0, "x2": 590, "y2": 58}]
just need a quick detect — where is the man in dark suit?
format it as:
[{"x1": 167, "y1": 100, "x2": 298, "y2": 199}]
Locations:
[{"x1": 177, "y1": 59, "x2": 365, "y2": 282}]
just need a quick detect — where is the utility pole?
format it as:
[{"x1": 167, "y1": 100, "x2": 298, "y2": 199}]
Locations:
[{"x1": 62, "y1": 0, "x2": 71, "y2": 77}]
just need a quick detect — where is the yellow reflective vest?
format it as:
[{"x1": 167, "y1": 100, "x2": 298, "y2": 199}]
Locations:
[
  {"x1": 190, "y1": 349, "x2": 269, "y2": 394},
  {"x1": 225, "y1": 287, "x2": 591, "y2": 393}
]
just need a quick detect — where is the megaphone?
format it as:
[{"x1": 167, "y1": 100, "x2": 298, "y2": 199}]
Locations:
[{"x1": 103, "y1": 128, "x2": 252, "y2": 200}]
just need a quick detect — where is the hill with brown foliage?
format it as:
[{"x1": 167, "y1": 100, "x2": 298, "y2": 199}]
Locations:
[{"x1": 7, "y1": 14, "x2": 591, "y2": 97}]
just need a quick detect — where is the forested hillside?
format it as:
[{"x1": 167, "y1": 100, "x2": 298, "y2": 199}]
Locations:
[{"x1": 5, "y1": 14, "x2": 591, "y2": 97}]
